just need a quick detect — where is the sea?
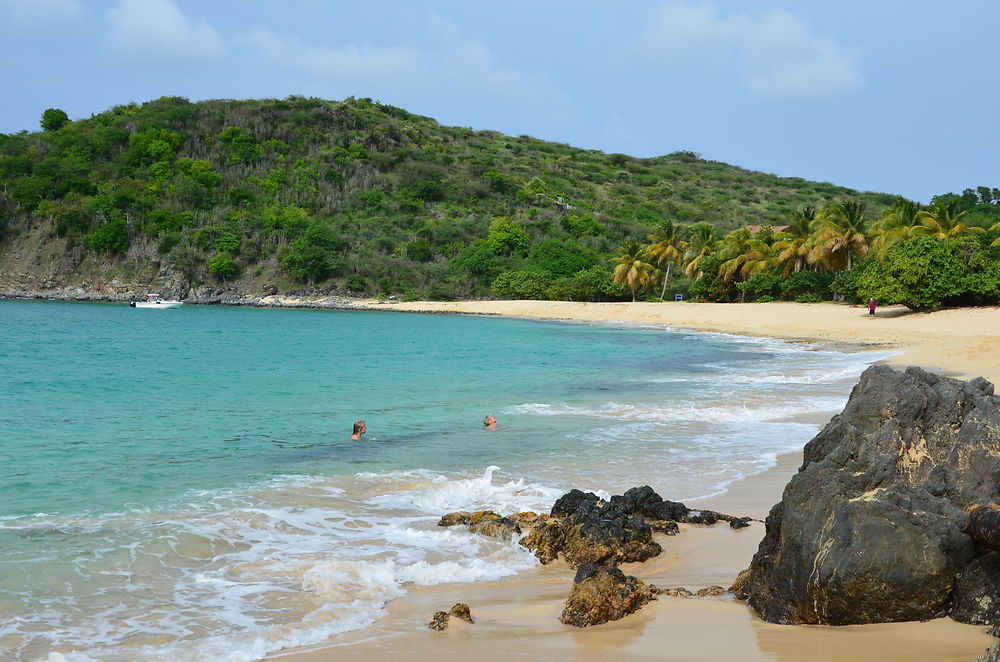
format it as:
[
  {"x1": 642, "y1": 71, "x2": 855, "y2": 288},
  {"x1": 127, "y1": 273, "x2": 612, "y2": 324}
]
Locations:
[{"x1": 0, "y1": 300, "x2": 892, "y2": 661}]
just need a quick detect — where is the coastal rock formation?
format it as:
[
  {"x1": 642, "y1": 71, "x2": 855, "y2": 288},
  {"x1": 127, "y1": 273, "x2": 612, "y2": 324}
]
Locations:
[
  {"x1": 966, "y1": 504, "x2": 1000, "y2": 551},
  {"x1": 427, "y1": 603, "x2": 475, "y2": 630},
  {"x1": 733, "y1": 365, "x2": 1000, "y2": 625},
  {"x1": 440, "y1": 486, "x2": 745, "y2": 568},
  {"x1": 559, "y1": 563, "x2": 656, "y2": 627},
  {"x1": 468, "y1": 511, "x2": 522, "y2": 539},
  {"x1": 978, "y1": 628, "x2": 1000, "y2": 662},
  {"x1": 428, "y1": 611, "x2": 449, "y2": 631},
  {"x1": 657, "y1": 586, "x2": 729, "y2": 598}
]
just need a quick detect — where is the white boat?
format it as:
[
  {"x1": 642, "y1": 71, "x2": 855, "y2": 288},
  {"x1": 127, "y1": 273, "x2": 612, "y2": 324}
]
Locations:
[{"x1": 130, "y1": 293, "x2": 183, "y2": 309}]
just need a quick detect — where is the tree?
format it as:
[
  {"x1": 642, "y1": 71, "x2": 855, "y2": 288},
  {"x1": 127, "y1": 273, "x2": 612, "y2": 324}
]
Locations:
[
  {"x1": 871, "y1": 198, "x2": 922, "y2": 259},
  {"x1": 855, "y1": 236, "x2": 969, "y2": 311},
  {"x1": 915, "y1": 200, "x2": 983, "y2": 241},
  {"x1": 682, "y1": 222, "x2": 719, "y2": 279},
  {"x1": 811, "y1": 200, "x2": 871, "y2": 271},
  {"x1": 718, "y1": 227, "x2": 779, "y2": 285},
  {"x1": 484, "y1": 217, "x2": 531, "y2": 256},
  {"x1": 529, "y1": 238, "x2": 595, "y2": 278},
  {"x1": 40, "y1": 108, "x2": 69, "y2": 132},
  {"x1": 775, "y1": 206, "x2": 818, "y2": 273},
  {"x1": 612, "y1": 241, "x2": 654, "y2": 301},
  {"x1": 208, "y1": 252, "x2": 238, "y2": 280},
  {"x1": 647, "y1": 220, "x2": 686, "y2": 298},
  {"x1": 84, "y1": 217, "x2": 128, "y2": 254}
]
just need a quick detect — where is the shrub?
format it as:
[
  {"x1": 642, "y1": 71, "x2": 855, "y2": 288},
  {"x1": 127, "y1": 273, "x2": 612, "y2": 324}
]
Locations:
[
  {"x1": 780, "y1": 270, "x2": 832, "y2": 300},
  {"x1": 736, "y1": 272, "x2": 783, "y2": 301},
  {"x1": 855, "y1": 236, "x2": 969, "y2": 311},
  {"x1": 484, "y1": 217, "x2": 531, "y2": 256},
  {"x1": 546, "y1": 265, "x2": 625, "y2": 301},
  {"x1": 208, "y1": 252, "x2": 238, "y2": 279},
  {"x1": 84, "y1": 218, "x2": 128, "y2": 254},
  {"x1": 405, "y1": 238, "x2": 432, "y2": 262},
  {"x1": 491, "y1": 270, "x2": 551, "y2": 299},
  {"x1": 529, "y1": 238, "x2": 596, "y2": 278},
  {"x1": 688, "y1": 254, "x2": 732, "y2": 302}
]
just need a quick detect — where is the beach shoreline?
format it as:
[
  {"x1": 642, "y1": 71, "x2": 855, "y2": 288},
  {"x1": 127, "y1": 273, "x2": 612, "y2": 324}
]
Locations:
[{"x1": 267, "y1": 300, "x2": 999, "y2": 662}]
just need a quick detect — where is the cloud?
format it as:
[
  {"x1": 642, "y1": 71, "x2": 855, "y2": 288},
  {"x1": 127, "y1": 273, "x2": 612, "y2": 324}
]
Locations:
[
  {"x1": 105, "y1": 0, "x2": 225, "y2": 64},
  {"x1": 0, "y1": 0, "x2": 84, "y2": 33},
  {"x1": 239, "y1": 18, "x2": 574, "y2": 119},
  {"x1": 638, "y1": 3, "x2": 864, "y2": 99},
  {"x1": 241, "y1": 30, "x2": 421, "y2": 83}
]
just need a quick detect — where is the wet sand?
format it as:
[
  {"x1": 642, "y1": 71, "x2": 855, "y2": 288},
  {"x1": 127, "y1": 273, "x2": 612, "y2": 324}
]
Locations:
[{"x1": 269, "y1": 300, "x2": 999, "y2": 662}]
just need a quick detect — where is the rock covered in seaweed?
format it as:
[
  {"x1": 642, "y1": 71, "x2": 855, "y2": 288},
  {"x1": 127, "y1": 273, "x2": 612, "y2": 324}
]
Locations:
[
  {"x1": 441, "y1": 486, "x2": 747, "y2": 568},
  {"x1": 559, "y1": 563, "x2": 657, "y2": 627},
  {"x1": 427, "y1": 603, "x2": 475, "y2": 630},
  {"x1": 428, "y1": 611, "x2": 450, "y2": 631},
  {"x1": 733, "y1": 366, "x2": 1000, "y2": 625},
  {"x1": 522, "y1": 486, "x2": 743, "y2": 567}
]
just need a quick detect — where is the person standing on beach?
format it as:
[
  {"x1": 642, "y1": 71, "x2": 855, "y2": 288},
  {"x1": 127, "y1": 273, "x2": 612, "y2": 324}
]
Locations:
[{"x1": 868, "y1": 298, "x2": 877, "y2": 316}]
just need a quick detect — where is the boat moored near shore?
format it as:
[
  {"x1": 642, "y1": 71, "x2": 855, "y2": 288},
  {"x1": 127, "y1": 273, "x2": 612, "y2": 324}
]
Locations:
[{"x1": 129, "y1": 294, "x2": 183, "y2": 309}]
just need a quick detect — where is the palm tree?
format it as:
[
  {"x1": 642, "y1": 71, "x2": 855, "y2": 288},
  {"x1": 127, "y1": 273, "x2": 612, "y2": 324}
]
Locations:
[
  {"x1": 810, "y1": 200, "x2": 871, "y2": 271},
  {"x1": 775, "y1": 206, "x2": 818, "y2": 273},
  {"x1": 718, "y1": 227, "x2": 781, "y2": 284},
  {"x1": 682, "y1": 222, "x2": 719, "y2": 279},
  {"x1": 647, "y1": 220, "x2": 686, "y2": 299},
  {"x1": 612, "y1": 241, "x2": 655, "y2": 302},
  {"x1": 870, "y1": 197, "x2": 923, "y2": 259},
  {"x1": 915, "y1": 200, "x2": 983, "y2": 240}
]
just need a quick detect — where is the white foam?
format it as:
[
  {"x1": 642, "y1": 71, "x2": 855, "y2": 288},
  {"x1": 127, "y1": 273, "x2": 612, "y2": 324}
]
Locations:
[
  {"x1": 5, "y1": 467, "x2": 552, "y2": 662},
  {"x1": 367, "y1": 466, "x2": 563, "y2": 515},
  {"x1": 509, "y1": 397, "x2": 845, "y2": 423}
]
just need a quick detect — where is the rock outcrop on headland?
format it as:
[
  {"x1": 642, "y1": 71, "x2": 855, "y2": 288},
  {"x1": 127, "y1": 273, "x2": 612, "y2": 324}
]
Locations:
[{"x1": 733, "y1": 365, "x2": 1000, "y2": 625}]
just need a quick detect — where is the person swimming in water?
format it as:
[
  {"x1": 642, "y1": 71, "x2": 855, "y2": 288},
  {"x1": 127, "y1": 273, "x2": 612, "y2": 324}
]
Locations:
[
  {"x1": 351, "y1": 420, "x2": 376, "y2": 440},
  {"x1": 483, "y1": 415, "x2": 498, "y2": 430}
]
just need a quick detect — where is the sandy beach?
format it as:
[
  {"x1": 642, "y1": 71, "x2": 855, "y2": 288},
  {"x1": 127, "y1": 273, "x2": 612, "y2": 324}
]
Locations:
[{"x1": 270, "y1": 301, "x2": 999, "y2": 662}]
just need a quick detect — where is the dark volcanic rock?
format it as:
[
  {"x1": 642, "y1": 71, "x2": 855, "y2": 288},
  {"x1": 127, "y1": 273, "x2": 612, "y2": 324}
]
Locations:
[
  {"x1": 951, "y1": 552, "x2": 1000, "y2": 624},
  {"x1": 966, "y1": 504, "x2": 1000, "y2": 551},
  {"x1": 559, "y1": 563, "x2": 656, "y2": 627},
  {"x1": 730, "y1": 517, "x2": 753, "y2": 529},
  {"x1": 521, "y1": 485, "x2": 741, "y2": 567},
  {"x1": 733, "y1": 365, "x2": 1000, "y2": 625}
]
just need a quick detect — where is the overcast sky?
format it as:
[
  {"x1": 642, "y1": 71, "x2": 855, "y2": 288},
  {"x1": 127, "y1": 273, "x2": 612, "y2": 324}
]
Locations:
[{"x1": 1, "y1": 0, "x2": 997, "y2": 203}]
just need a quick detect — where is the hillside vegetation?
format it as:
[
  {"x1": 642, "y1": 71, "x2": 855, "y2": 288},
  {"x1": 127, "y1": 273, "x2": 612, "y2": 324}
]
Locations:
[{"x1": 1, "y1": 95, "x2": 996, "y2": 306}]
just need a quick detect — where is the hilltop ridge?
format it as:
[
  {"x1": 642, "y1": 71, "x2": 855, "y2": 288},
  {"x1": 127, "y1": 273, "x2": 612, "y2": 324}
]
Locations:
[{"x1": 0, "y1": 95, "x2": 895, "y2": 300}]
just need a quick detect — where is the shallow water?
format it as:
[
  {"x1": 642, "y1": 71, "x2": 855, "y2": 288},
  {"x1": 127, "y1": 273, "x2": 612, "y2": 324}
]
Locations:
[{"x1": 0, "y1": 300, "x2": 890, "y2": 661}]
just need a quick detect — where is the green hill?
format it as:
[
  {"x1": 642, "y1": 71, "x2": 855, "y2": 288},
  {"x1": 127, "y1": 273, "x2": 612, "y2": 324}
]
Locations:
[{"x1": 0, "y1": 95, "x2": 898, "y2": 300}]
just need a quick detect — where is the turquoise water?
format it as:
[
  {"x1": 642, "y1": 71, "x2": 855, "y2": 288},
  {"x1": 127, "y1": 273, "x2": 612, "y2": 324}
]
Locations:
[{"x1": 0, "y1": 300, "x2": 885, "y2": 661}]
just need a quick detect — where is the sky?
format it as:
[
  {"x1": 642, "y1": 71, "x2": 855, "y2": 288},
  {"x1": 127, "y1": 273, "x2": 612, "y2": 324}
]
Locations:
[{"x1": 1, "y1": 0, "x2": 997, "y2": 203}]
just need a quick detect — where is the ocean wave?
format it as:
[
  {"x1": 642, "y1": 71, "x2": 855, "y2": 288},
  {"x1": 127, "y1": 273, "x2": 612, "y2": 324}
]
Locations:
[
  {"x1": 5, "y1": 467, "x2": 545, "y2": 662},
  {"x1": 509, "y1": 396, "x2": 845, "y2": 423},
  {"x1": 367, "y1": 466, "x2": 565, "y2": 515}
]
